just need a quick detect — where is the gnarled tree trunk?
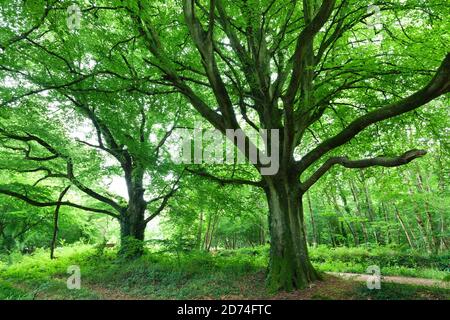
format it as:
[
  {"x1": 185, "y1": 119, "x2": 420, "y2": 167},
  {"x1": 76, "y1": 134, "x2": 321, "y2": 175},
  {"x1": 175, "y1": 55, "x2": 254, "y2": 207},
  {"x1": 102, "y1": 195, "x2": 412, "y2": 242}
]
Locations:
[
  {"x1": 264, "y1": 176, "x2": 320, "y2": 291},
  {"x1": 119, "y1": 167, "x2": 148, "y2": 258},
  {"x1": 119, "y1": 205, "x2": 146, "y2": 258}
]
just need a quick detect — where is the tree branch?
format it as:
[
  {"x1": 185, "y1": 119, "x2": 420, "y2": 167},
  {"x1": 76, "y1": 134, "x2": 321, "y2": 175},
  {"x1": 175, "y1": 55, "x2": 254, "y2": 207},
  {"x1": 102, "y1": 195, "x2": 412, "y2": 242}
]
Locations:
[
  {"x1": 66, "y1": 159, "x2": 123, "y2": 213},
  {"x1": 182, "y1": 0, "x2": 238, "y2": 129},
  {"x1": 144, "y1": 171, "x2": 184, "y2": 224},
  {"x1": 301, "y1": 149, "x2": 427, "y2": 191},
  {"x1": 185, "y1": 167, "x2": 263, "y2": 187},
  {"x1": 0, "y1": 128, "x2": 124, "y2": 213},
  {"x1": 283, "y1": 0, "x2": 336, "y2": 106},
  {"x1": 297, "y1": 52, "x2": 450, "y2": 173},
  {"x1": 0, "y1": 188, "x2": 120, "y2": 219}
]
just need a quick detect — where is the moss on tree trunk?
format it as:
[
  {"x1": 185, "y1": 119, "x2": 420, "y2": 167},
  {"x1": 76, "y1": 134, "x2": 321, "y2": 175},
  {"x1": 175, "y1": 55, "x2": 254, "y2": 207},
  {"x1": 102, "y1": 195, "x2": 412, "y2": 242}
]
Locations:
[
  {"x1": 265, "y1": 178, "x2": 321, "y2": 292},
  {"x1": 118, "y1": 197, "x2": 147, "y2": 259}
]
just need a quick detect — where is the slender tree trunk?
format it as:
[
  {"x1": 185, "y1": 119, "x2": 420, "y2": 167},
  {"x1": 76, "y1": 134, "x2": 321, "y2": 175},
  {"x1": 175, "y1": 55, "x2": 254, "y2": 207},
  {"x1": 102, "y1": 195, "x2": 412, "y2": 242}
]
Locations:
[
  {"x1": 406, "y1": 184, "x2": 432, "y2": 252},
  {"x1": 439, "y1": 212, "x2": 448, "y2": 251},
  {"x1": 207, "y1": 212, "x2": 220, "y2": 251},
  {"x1": 259, "y1": 216, "x2": 266, "y2": 245},
  {"x1": 320, "y1": 195, "x2": 339, "y2": 246},
  {"x1": 203, "y1": 212, "x2": 212, "y2": 251},
  {"x1": 337, "y1": 186, "x2": 360, "y2": 246},
  {"x1": 349, "y1": 180, "x2": 369, "y2": 244},
  {"x1": 400, "y1": 169, "x2": 432, "y2": 252},
  {"x1": 325, "y1": 191, "x2": 349, "y2": 246},
  {"x1": 197, "y1": 211, "x2": 203, "y2": 250},
  {"x1": 393, "y1": 204, "x2": 415, "y2": 249},
  {"x1": 50, "y1": 186, "x2": 70, "y2": 259},
  {"x1": 265, "y1": 178, "x2": 320, "y2": 291},
  {"x1": 415, "y1": 170, "x2": 438, "y2": 251},
  {"x1": 435, "y1": 151, "x2": 449, "y2": 251},
  {"x1": 306, "y1": 191, "x2": 318, "y2": 246},
  {"x1": 359, "y1": 173, "x2": 380, "y2": 244},
  {"x1": 381, "y1": 202, "x2": 391, "y2": 245}
]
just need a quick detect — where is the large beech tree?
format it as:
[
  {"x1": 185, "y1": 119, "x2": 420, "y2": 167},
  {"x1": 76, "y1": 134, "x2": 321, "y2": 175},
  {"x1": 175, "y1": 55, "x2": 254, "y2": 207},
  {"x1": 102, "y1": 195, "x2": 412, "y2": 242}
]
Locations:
[
  {"x1": 0, "y1": 1, "x2": 184, "y2": 256},
  {"x1": 118, "y1": 0, "x2": 449, "y2": 290},
  {"x1": 0, "y1": 98, "x2": 182, "y2": 256}
]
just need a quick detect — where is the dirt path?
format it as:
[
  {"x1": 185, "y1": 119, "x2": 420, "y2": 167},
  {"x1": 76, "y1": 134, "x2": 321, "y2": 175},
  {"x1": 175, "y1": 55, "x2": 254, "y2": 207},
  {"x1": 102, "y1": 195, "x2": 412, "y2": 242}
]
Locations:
[
  {"x1": 327, "y1": 272, "x2": 450, "y2": 289},
  {"x1": 81, "y1": 282, "x2": 147, "y2": 300},
  {"x1": 51, "y1": 277, "x2": 147, "y2": 300}
]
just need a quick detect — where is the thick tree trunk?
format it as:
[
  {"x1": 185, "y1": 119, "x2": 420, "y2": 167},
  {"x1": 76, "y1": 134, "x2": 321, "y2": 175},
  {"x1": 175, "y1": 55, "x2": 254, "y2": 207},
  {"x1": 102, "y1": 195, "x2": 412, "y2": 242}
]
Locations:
[
  {"x1": 118, "y1": 164, "x2": 149, "y2": 258},
  {"x1": 119, "y1": 212, "x2": 146, "y2": 257},
  {"x1": 265, "y1": 178, "x2": 320, "y2": 291},
  {"x1": 118, "y1": 191, "x2": 147, "y2": 258}
]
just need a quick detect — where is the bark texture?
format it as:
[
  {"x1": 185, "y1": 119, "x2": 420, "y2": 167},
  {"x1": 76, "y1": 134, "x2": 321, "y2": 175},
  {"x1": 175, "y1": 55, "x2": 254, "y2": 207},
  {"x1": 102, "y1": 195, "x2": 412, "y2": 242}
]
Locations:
[{"x1": 265, "y1": 177, "x2": 320, "y2": 291}]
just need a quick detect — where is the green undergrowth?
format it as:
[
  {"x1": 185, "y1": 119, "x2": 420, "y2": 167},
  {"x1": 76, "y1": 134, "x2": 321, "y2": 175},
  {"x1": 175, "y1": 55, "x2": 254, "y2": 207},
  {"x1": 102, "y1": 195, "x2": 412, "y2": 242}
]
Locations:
[
  {"x1": 0, "y1": 244, "x2": 268, "y2": 299},
  {"x1": 0, "y1": 244, "x2": 448, "y2": 300},
  {"x1": 354, "y1": 282, "x2": 450, "y2": 300},
  {"x1": 308, "y1": 245, "x2": 450, "y2": 280}
]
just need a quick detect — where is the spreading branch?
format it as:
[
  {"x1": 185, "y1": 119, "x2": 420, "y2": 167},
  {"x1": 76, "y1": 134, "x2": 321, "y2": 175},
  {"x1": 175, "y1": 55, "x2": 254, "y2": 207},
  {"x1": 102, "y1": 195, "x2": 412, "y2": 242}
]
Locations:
[
  {"x1": 283, "y1": 0, "x2": 336, "y2": 106},
  {"x1": 144, "y1": 171, "x2": 185, "y2": 224},
  {"x1": 301, "y1": 149, "x2": 427, "y2": 191},
  {"x1": 297, "y1": 52, "x2": 450, "y2": 173},
  {"x1": 185, "y1": 167, "x2": 263, "y2": 187},
  {"x1": 0, "y1": 188, "x2": 120, "y2": 219}
]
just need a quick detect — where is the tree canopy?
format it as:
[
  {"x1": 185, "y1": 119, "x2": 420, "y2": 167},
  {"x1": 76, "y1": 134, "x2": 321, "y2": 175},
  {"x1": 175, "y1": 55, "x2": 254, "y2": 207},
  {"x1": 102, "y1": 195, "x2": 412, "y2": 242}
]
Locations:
[{"x1": 0, "y1": 0, "x2": 448, "y2": 292}]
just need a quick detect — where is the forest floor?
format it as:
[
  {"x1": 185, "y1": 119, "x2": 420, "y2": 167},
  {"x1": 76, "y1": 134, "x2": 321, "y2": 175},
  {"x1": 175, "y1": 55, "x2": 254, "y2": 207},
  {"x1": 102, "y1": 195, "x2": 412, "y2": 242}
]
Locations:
[{"x1": 0, "y1": 244, "x2": 449, "y2": 300}]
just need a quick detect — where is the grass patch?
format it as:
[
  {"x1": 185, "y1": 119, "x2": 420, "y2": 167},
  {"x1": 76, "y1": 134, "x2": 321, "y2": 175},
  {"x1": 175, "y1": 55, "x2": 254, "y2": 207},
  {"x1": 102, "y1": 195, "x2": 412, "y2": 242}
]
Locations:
[
  {"x1": 0, "y1": 245, "x2": 269, "y2": 299},
  {"x1": 0, "y1": 280, "x2": 32, "y2": 300},
  {"x1": 354, "y1": 282, "x2": 450, "y2": 300}
]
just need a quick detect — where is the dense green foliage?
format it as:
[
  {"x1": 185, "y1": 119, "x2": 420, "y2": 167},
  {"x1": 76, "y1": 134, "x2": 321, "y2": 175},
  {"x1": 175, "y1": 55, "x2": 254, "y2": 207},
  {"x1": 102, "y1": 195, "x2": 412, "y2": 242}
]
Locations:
[{"x1": 0, "y1": 0, "x2": 449, "y2": 297}]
